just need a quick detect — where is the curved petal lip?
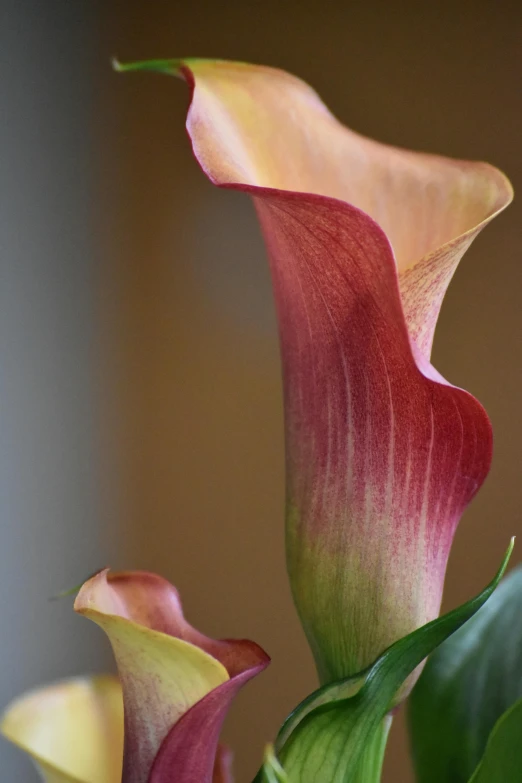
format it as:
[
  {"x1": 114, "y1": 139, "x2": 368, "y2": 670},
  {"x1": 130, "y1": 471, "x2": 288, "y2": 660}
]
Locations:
[
  {"x1": 115, "y1": 57, "x2": 512, "y2": 363},
  {"x1": 172, "y1": 59, "x2": 512, "y2": 251},
  {"x1": 168, "y1": 56, "x2": 505, "y2": 476},
  {"x1": 74, "y1": 569, "x2": 268, "y2": 678},
  {"x1": 177, "y1": 58, "x2": 512, "y2": 365}
]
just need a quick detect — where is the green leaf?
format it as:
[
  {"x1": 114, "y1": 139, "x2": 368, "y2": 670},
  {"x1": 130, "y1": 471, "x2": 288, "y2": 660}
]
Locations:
[
  {"x1": 262, "y1": 541, "x2": 513, "y2": 783},
  {"x1": 258, "y1": 745, "x2": 289, "y2": 783},
  {"x1": 469, "y1": 697, "x2": 522, "y2": 782},
  {"x1": 409, "y1": 560, "x2": 522, "y2": 783}
]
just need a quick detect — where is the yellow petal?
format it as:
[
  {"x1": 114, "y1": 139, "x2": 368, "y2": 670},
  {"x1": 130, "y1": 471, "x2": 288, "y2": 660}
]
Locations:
[
  {"x1": 74, "y1": 570, "x2": 230, "y2": 782},
  {"x1": 1, "y1": 675, "x2": 123, "y2": 783}
]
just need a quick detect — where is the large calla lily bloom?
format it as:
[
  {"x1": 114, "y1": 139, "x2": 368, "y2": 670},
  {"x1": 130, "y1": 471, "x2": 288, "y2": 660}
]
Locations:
[
  {"x1": 117, "y1": 59, "x2": 513, "y2": 687},
  {"x1": 2, "y1": 570, "x2": 269, "y2": 783}
]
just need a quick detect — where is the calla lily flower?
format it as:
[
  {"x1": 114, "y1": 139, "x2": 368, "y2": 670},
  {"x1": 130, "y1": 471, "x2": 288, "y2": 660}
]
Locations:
[
  {"x1": 75, "y1": 570, "x2": 269, "y2": 783},
  {"x1": 117, "y1": 58, "x2": 513, "y2": 688},
  {"x1": 1, "y1": 675, "x2": 123, "y2": 783},
  {"x1": 2, "y1": 570, "x2": 269, "y2": 783}
]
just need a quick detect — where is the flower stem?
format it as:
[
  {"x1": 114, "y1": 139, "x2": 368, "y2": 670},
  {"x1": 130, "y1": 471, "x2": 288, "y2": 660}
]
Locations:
[{"x1": 351, "y1": 715, "x2": 393, "y2": 783}]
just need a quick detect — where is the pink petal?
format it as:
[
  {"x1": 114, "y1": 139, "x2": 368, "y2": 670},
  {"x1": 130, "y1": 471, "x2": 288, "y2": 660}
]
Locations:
[{"x1": 253, "y1": 189, "x2": 493, "y2": 681}]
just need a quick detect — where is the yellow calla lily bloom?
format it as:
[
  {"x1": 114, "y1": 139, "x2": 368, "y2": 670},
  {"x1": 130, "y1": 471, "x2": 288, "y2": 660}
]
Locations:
[{"x1": 1, "y1": 675, "x2": 123, "y2": 783}]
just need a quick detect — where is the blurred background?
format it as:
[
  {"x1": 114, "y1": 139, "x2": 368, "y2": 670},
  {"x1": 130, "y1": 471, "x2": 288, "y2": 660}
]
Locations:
[{"x1": 1, "y1": 1, "x2": 520, "y2": 780}]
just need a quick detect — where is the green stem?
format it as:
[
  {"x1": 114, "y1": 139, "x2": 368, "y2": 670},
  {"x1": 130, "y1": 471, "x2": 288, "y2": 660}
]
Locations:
[{"x1": 351, "y1": 715, "x2": 393, "y2": 783}]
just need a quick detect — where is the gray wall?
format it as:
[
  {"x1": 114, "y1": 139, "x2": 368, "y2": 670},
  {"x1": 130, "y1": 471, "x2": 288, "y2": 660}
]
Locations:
[{"x1": 1, "y1": 2, "x2": 113, "y2": 779}]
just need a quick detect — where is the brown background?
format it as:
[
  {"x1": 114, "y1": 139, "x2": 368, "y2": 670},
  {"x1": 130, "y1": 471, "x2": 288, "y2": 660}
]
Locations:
[
  {"x1": 3, "y1": 1, "x2": 519, "y2": 781},
  {"x1": 99, "y1": 1, "x2": 521, "y2": 780}
]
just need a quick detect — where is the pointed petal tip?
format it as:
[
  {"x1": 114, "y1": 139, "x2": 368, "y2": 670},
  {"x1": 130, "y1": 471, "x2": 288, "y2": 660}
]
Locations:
[
  {"x1": 111, "y1": 57, "x2": 186, "y2": 76},
  {"x1": 50, "y1": 568, "x2": 107, "y2": 603},
  {"x1": 500, "y1": 537, "x2": 516, "y2": 576}
]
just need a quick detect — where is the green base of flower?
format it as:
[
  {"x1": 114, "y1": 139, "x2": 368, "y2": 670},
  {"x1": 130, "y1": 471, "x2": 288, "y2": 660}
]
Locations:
[{"x1": 351, "y1": 716, "x2": 392, "y2": 783}]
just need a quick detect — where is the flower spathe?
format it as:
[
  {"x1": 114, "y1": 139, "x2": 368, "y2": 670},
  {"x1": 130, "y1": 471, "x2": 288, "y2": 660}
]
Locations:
[
  {"x1": 116, "y1": 58, "x2": 513, "y2": 687},
  {"x1": 1, "y1": 570, "x2": 269, "y2": 783},
  {"x1": 74, "y1": 570, "x2": 269, "y2": 783}
]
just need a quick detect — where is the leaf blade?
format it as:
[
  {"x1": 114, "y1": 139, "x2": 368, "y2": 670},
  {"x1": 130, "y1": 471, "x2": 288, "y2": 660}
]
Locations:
[
  {"x1": 409, "y1": 558, "x2": 522, "y2": 783},
  {"x1": 468, "y1": 698, "x2": 522, "y2": 783}
]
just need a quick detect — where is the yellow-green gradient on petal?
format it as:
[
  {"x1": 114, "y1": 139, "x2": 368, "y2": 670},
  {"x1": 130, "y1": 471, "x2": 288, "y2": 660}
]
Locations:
[
  {"x1": 115, "y1": 58, "x2": 512, "y2": 691},
  {"x1": 75, "y1": 570, "x2": 230, "y2": 783},
  {"x1": 1, "y1": 675, "x2": 123, "y2": 783}
]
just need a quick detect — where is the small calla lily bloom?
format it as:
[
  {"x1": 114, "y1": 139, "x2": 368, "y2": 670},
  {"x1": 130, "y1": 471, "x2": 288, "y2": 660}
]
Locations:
[
  {"x1": 74, "y1": 570, "x2": 269, "y2": 783},
  {"x1": 2, "y1": 570, "x2": 268, "y2": 783},
  {"x1": 117, "y1": 58, "x2": 513, "y2": 687}
]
